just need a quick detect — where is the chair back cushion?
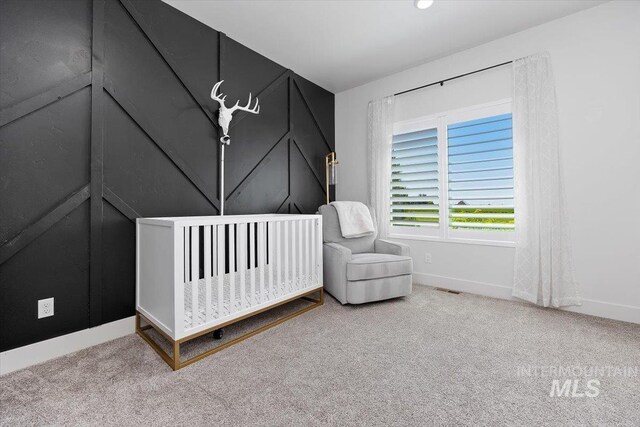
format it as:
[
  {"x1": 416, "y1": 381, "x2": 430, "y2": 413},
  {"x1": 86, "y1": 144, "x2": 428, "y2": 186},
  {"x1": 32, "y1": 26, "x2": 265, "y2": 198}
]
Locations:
[{"x1": 318, "y1": 204, "x2": 377, "y2": 254}]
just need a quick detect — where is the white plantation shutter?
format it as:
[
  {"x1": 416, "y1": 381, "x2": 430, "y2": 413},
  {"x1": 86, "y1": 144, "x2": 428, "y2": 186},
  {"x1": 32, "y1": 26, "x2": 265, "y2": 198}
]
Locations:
[
  {"x1": 389, "y1": 101, "x2": 515, "y2": 243},
  {"x1": 447, "y1": 113, "x2": 515, "y2": 231},
  {"x1": 390, "y1": 127, "x2": 439, "y2": 227}
]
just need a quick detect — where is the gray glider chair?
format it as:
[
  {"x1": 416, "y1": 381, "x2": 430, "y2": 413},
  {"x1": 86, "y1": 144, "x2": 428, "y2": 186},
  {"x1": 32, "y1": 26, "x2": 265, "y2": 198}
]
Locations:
[{"x1": 319, "y1": 204, "x2": 413, "y2": 304}]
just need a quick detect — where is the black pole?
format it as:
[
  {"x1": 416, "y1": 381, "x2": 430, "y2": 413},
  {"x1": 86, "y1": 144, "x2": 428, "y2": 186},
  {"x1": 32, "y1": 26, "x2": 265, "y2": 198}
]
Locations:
[{"x1": 394, "y1": 60, "x2": 513, "y2": 97}]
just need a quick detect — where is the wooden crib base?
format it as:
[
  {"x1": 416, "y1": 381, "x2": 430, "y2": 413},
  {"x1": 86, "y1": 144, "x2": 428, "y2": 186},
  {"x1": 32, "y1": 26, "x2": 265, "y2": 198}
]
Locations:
[{"x1": 136, "y1": 287, "x2": 324, "y2": 371}]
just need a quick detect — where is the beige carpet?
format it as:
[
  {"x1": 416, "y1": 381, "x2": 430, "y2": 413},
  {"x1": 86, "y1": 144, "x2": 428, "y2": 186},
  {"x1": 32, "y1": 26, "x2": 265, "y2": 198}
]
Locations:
[{"x1": 1, "y1": 285, "x2": 639, "y2": 426}]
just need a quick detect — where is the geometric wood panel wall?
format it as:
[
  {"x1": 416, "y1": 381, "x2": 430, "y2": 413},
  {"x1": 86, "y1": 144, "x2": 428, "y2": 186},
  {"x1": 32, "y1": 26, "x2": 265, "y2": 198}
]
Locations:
[{"x1": 0, "y1": 0, "x2": 334, "y2": 351}]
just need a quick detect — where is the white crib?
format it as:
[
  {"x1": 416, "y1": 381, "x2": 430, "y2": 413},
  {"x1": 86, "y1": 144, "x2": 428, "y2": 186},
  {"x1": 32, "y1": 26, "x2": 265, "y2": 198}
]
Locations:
[{"x1": 135, "y1": 214, "x2": 323, "y2": 370}]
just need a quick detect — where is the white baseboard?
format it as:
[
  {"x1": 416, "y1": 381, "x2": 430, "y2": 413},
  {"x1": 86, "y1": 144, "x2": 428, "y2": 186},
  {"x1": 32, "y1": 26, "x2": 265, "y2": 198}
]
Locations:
[
  {"x1": 0, "y1": 316, "x2": 136, "y2": 376},
  {"x1": 413, "y1": 272, "x2": 513, "y2": 300},
  {"x1": 413, "y1": 272, "x2": 640, "y2": 325},
  {"x1": 561, "y1": 299, "x2": 640, "y2": 324}
]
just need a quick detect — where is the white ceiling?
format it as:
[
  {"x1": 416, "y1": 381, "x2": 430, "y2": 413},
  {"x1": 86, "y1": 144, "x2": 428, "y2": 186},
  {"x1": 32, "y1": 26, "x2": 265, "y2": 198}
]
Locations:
[{"x1": 163, "y1": 0, "x2": 606, "y2": 93}]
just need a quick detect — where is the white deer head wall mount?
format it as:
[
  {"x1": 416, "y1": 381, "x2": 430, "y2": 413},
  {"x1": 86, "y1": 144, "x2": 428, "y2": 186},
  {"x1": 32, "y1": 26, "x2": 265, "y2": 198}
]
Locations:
[{"x1": 210, "y1": 80, "x2": 260, "y2": 145}]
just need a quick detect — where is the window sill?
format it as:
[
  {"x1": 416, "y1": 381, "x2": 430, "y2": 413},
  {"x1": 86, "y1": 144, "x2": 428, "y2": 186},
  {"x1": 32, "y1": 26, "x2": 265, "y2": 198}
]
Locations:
[{"x1": 388, "y1": 232, "x2": 516, "y2": 248}]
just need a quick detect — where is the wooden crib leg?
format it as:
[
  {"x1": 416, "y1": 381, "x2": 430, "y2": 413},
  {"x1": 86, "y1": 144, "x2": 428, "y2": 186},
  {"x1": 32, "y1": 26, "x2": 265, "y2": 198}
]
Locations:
[
  {"x1": 173, "y1": 341, "x2": 181, "y2": 371},
  {"x1": 136, "y1": 311, "x2": 180, "y2": 371},
  {"x1": 302, "y1": 288, "x2": 324, "y2": 304}
]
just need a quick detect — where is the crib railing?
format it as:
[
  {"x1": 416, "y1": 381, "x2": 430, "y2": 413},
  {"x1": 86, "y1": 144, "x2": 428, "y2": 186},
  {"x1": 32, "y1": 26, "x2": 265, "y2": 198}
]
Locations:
[{"x1": 136, "y1": 214, "x2": 323, "y2": 340}]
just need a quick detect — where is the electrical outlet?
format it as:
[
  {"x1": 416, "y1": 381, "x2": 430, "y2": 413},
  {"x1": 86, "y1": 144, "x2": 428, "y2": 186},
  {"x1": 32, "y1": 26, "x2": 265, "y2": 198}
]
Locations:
[
  {"x1": 38, "y1": 298, "x2": 54, "y2": 319},
  {"x1": 424, "y1": 253, "x2": 432, "y2": 264}
]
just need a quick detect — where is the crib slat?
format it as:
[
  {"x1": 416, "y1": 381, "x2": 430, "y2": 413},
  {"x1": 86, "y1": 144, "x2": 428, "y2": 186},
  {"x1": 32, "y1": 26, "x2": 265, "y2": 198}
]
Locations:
[
  {"x1": 298, "y1": 220, "x2": 303, "y2": 290},
  {"x1": 204, "y1": 225, "x2": 212, "y2": 322},
  {"x1": 276, "y1": 221, "x2": 281, "y2": 297},
  {"x1": 239, "y1": 223, "x2": 246, "y2": 310},
  {"x1": 250, "y1": 222, "x2": 256, "y2": 306},
  {"x1": 217, "y1": 224, "x2": 224, "y2": 318},
  {"x1": 300, "y1": 220, "x2": 303, "y2": 288},
  {"x1": 311, "y1": 220, "x2": 316, "y2": 286},
  {"x1": 317, "y1": 218, "x2": 323, "y2": 288},
  {"x1": 292, "y1": 220, "x2": 297, "y2": 291},
  {"x1": 227, "y1": 224, "x2": 235, "y2": 314},
  {"x1": 184, "y1": 227, "x2": 189, "y2": 284},
  {"x1": 284, "y1": 220, "x2": 289, "y2": 292},
  {"x1": 268, "y1": 221, "x2": 274, "y2": 300},
  {"x1": 258, "y1": 222, "x2": 265, "y2": 303},
  {"x1": 305, "y1": 220, "x2": 310, "y2": 288},
  {"x1": 191, "y1": 226, "x2": 199, "y2": 327}
]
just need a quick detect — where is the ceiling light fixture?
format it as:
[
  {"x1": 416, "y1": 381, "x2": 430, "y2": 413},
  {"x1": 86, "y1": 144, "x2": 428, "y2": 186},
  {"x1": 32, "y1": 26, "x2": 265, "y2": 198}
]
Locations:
[{"x1": 414, "y1": 0, "x2": 434, "y2": 10}]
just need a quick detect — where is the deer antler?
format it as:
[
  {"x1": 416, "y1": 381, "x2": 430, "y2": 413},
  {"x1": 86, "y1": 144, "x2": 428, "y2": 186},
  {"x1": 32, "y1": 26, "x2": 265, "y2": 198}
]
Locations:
[
  {"x1": 229, "y1": 92, "x2": 260, "y2": 115},
  {"x1": 210, "y1": 80, "x2": 228, "y2": 108}
]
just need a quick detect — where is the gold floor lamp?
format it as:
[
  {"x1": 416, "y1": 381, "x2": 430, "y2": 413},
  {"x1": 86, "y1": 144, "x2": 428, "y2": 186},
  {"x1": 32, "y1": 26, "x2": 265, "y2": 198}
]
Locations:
[{"x1": 325, "y1": 152, "x2": 338, "y2": 204}]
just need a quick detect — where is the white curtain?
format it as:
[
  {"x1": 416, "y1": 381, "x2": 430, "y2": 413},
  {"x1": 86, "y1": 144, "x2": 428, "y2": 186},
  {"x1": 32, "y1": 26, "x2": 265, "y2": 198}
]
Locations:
[
  {"x1": 367, "y1": 96, "x2": 394, "y2": 238},
  {"x1": 512, "y1": 53, "x2": 581, "y2": 307}
]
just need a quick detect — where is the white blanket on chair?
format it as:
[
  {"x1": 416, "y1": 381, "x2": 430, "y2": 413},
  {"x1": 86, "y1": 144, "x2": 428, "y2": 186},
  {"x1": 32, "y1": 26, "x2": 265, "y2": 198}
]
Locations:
[{"x1": 330, "y1": 201, "x2": 375, "y2": 238}]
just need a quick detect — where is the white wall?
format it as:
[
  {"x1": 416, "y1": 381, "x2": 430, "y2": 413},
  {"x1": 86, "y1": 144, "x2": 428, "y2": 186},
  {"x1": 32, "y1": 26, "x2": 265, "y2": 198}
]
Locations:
[{"x1": 335, "y1": 1, "x2": 640, "y2": 323}]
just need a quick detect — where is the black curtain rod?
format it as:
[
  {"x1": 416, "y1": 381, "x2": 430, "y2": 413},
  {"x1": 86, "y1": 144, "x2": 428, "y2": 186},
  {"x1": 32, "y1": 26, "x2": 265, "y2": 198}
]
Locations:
[{"x1": 393, "y1": 60, "x2": 513, "y2": 97}]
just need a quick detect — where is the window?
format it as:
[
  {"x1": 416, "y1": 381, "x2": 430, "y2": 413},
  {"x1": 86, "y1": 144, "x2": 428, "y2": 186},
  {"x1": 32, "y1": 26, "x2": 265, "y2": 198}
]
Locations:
[
  {"x1": 389, "y1": 100, "x2": 514, "y2": 245},
  {"x1": 391, "y1": 124, "x2": 440, "y2": 229}
]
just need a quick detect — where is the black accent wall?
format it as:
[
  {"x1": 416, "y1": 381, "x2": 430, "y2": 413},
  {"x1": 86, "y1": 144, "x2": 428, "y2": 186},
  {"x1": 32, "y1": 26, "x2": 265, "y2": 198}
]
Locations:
[{"x1": 0, "y1": 0, "x2": 334, "y2": 351}]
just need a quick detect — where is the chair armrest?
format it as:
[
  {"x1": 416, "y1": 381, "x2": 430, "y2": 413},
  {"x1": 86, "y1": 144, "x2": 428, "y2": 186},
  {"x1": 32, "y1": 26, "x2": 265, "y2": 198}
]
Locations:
[
  {"x1": 322, "y1": 243, "x2": 352, "y2": 304},
  {"x1": 375, "y1": 239, "x2": 410, "y2": 257},
  {"x1": 324, "y1": 242, "x2": 352, "y2": 262}
]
